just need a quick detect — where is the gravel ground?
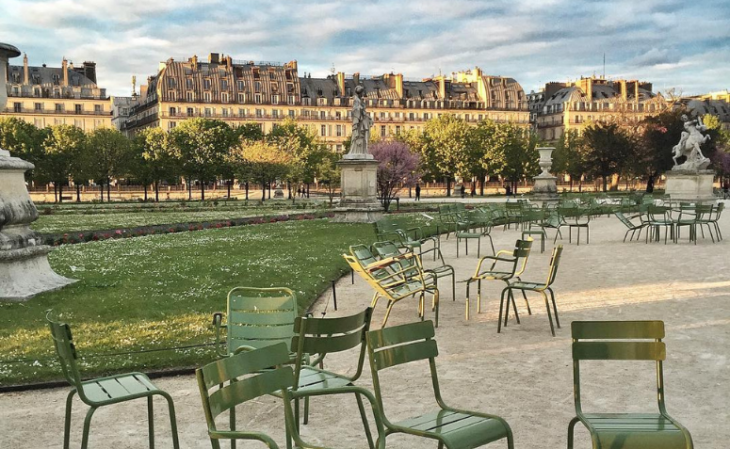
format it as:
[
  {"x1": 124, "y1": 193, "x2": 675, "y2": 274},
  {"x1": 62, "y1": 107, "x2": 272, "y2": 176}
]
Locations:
[{"x1": 2, "y1": 207, "x2": 728, "y2": 449}]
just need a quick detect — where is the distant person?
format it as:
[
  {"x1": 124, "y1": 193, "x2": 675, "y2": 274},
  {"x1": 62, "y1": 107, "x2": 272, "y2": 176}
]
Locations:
[
  {"x1": 505, "y1": 184, "x2": 512, "y2": 196},
  {"x1": 724, "y1": 180, "x2": 729, "y2": 199},
  {"x1": 470, "y1": 185, "x2": 475, "y2": 197},
  {"x1": 415, "y1": 183, "x2": 421, "y2": 201},
  {"x1": 460, "y1": 184, "x2": 466, "y2": 198},
  {"x1": 297, "y1": 187, "x2": 301, "y2": 197}
]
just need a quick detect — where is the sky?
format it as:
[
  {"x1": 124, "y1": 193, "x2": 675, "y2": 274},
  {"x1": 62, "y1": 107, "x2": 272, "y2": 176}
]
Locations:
[{"x1": 0, "y1": 0, "x2": 728, "y2": 97}]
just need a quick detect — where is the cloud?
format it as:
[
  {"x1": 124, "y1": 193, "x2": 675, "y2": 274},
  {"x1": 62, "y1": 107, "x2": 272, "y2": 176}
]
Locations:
[{"x1": 0, "y1": 0, "x2": 728, "y2": 96}]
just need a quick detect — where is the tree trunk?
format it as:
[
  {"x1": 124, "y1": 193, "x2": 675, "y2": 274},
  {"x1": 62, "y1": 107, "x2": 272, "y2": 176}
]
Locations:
[
  {"x1": 154, "y1": 181, "x2": 160, "y2": 202},
  {"x1": 306, "y1": 183, "x2": 310, "y2": 198},
  {"x1": 53, "y1": 184, "x2": 57, "y2": 203},
  {"x1": 287, "y1": 180, "x2": 292, "y2": 200},
  {"x1": 99, "y1": 183, "x2": 104, "y2": 202},
  {"x1": 107, "y1": 179, "x2": 111, "y2": 202},
  {"x1": 480, "y1": 178, "x2": 485, "y2": 196},
  {"x1": 201, "y1": 180, "x2": 205, "y2": 201},
  {"x1": 143, "y1": 183, "x2": 148, "y2": 202},
  {"x1": 188, "y1": 178, "x2": 192, "y2": 200},
  {"x1": 261, "y1": 178, "x2": 266, "y2": 201},
  {"x1": 445, "y1": 178, "x2": 451, "y2": 197},
  {"x1": 76, "y1": 184, "x2": 81, "y2": 202},
  {"x1": 602, "y1": 175, "x2": 608, "y2": 192},
  {"x1": 227, "y1": 179, "x2": 232, "y2": 199},
  {"x1": 245, "y1": 181, "x2": 249, "y2": 201},
  {"x1": 58, "y1": 184, "x2": 63, "y2": 203}
]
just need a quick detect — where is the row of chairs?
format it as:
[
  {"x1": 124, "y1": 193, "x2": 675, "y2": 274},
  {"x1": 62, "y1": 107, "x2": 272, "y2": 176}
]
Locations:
[
  {"x1": 616, "y1": 202, "x2": 724, "y2": 244},
  {"x1": 49, "y1": 309, "x2": 694, "y2": 449}
]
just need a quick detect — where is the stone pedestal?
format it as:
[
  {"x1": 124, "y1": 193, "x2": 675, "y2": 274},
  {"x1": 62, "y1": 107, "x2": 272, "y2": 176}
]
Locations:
[
  {"x1": 331, "y1": 158, "x2": 383, "y2": 223},
  {"x1": 273, "y1": 178, "x2": 284, "y2": 198},
  {"x1": 0, "y1": 150, "x2": 76, "y2": 301},
  {"x1": 665, "y1": 170, "x2": 715, "y2": 202}
]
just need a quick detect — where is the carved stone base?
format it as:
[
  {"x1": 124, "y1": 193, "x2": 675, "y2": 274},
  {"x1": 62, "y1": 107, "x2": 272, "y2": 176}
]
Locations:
[
  {"x1": 330, "y1": 207, "x2": 384, "y2": 223},
  {"x1": 333, "y1": 158, "x2": 383, "y2": 223},
  {"x1": 0, "y1": 245, "x2": 76, "y2": 301},
  {"x1": 532, "y1": 175, "x2": 558, "y2": 198},
  {"x1": 665, "y1": 170, "x2": 715, "y2": 202}
]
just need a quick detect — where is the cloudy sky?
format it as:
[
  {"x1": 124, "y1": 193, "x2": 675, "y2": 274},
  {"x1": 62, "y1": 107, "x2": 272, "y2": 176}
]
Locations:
[{"x1": 1, "y1": 0, "x2": 728, "y2": 97}]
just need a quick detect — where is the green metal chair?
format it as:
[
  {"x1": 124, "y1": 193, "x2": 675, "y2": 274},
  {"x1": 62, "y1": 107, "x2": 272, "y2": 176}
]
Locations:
[
  {"x1": 521, "y1": 209, "x2": 547, "y2": 253},
  {"x1": 499, "y1": 245, "x2": 563, "y2": 336},
  {"x1": 455, "y1": 220, "x2": 483, "y2": 258},
  {"x1": 47, "y1": 312, "x2": 180, "y2": 449},
  {"x1": 556, "y1": 206, "x2": 590, "y2": 245},
  {"x1": 568, "y1": 321, "x2": 693, "y2": 449},
  {"x1": 464, "y1": 238, "x2": 533, "y2": 320},
  {"x1": 646, "y1": 205, "x2": 674, "y2": 244},
  {"x1": 708, "y1": 202, "x2": 724, "y2": 240},
  {"x1": 366, "y1": 321, "x2": 514, "y2": 449},
  {"x1": 673, "y1": 204, "x2": 698, "y2": 244},
  {"x1": 615, "y1": 211, "x2": 647, "y2": 242},
  {"x1": 289, "y1": 308, "x2": 385, "y2": 449},
  {"x1": 694, "y1": 204, "x2": 716, "y2": 243},
  {"x1": 196, "y1": 342, "x2": 340, "y2": 449}
]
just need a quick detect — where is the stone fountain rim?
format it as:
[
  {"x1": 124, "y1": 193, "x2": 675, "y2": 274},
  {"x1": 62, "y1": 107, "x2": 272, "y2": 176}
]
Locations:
[{"x1": 0, "y1": 43, "x2": 21, "y2": 58}]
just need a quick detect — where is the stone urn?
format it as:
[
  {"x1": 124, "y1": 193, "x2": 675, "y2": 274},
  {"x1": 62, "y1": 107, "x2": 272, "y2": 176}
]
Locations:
[
  {"x1": 537, "y1": 147, "x2": 554, "y2": 178},
  {"x1": 532, "y1": 146, "x2": 558, "y2": 199}
]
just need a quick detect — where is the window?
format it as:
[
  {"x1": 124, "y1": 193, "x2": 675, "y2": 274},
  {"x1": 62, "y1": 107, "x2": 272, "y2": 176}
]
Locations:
[
  {"x1": 203, "y1": 79, "x2": 211, "y2": 89},
  {"x1": 288, "y1": 109, "x2": 295, "y2": 118},
  {"x1": 269, "y1": 71, "x2": 276, "y2": 80},
  {"x1": 187, "y1": 92, "x2": 193, "y2": 102},
  {"x1": 221, "y1": 93, "x2": 229, "y2": 103},
  {"x1": 336, "y1": 144, "x2": 342, "y2": 153},
  {"x1": 187, "y1": 107, "x2": 194, "y2": 117},
  {"x1": 95, "y1": 104, "x2": 102, "y2": 113},
  {"x1": 238, "y1": 108, "x2": 245, "y2": 117},
  {"x1": 186, "y1": 79, "x2": 193, "y2": 89},
  {"x1": 335, "y1": 111, "x2": 341, "y2": 120},
  {"x1": 204, "y1": 108, "x2": 212, "y2": 117},
  {"x1": 222, "y1": 108, "x2": 229, "y2": 117},
  {"x1": 380, "y1": 112, "x2": 386, "y2": 119},
  {"x1": 33, "y1": 87, "x2": 40, "y2": 97},
  {"x1": 169, "y1": 107, "x2": 177, "y2": 116},
  {"x1": 12, "y1": 87, "x2": 18, "y2": 95},
  {"x1": 237, "y1": 93, "x2": 244, "y2": 103},
  {"x1": 169, "y1": 91, "x2": 176, "y2": 101},
  {"x1": 237, "y1": 80, "x2": 244, "y2": 90},
  {"x1": 395, "y1": 125, "x2": 401, "y2": 134},
  {"x1": 75, "y1": 104, "x2": 83, "y2": 114},
  {"x1": 34, "y1": 102, "x2": 42, "y2": 111},
  {"x1": 409, "y1": 112, "x2": 415, "y2": 120},
  {"x1": 55, "y1": 103, "x2": 63, "y2": 112},
  {"x1": 221, "y1": 80, "x2": 228, "y2": 90},
  {"x1": 380, "y1": 125, "x2": 386, "y2": 137},
  {"x1": 168, "y1": 78, "x2": 176, "y2": 88},
  {"x1": 271, "y1": 95, "x2": 279, "y2": 104},
  {"x1": 255, "y1": 81, "x2": 261, "y2": 92},
  {"x1": 288, "y1": 95, "x2": 295, "y2": 105},
  {"x1": 320, "y1": 111, "x2": 326, "y2": 119},
  {"x1": 34, "y1": 118, "x2": 43, "y2": 127},
  {"x1": 321, "y1": 124, "x2": 326, "y2": 136},
  {"x1": 74, "y1": 119, "x2": 82, "y2": 128},
  {"x1": 336, "y1": 125, "x2": 342, "y2": 137},
  {"x1": 256, "y1": 109, "x2": 263, "y2": 118},
  {"x1": 255, "y1": 94, "x2": 261, "y2": 104},
  {"x1": 272, "y1": 109, "x2": 279, "y2": 118},
  {"x1": 168, "y1": 121, "x2": 177, "y2": 129},
  {"x1": 54, "y1": 118, "x2": 62, "y2": 125},
  {"x1": 204, "y1": 92, "x2": 211, "y2": 103}
]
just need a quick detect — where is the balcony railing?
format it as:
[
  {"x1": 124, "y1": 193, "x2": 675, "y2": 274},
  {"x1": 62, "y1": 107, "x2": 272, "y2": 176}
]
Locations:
[{"x1": 2, "y1": 107, "x2": 111, "y2": 116}]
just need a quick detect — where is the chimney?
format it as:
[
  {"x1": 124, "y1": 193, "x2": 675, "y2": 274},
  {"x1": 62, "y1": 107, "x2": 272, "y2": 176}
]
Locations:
[
  {"x1": 394, "y1": 73, "x2": 403, "y2": 98},
  {"x1": 353, "y1": 72, "x2": 360, "y2": 87},
  {"x1": 191, "y1": 54, "x2": 198, "y2": 70},
  {"x1": 335, "y1": 71, "x2": 345, "y2": 96},
  {"x1": 208, "y1": 53, "x2": 219, "y2": 64},
  {"x1": 584, "y1": 77, "x2": 592, "y2": 102},
  {"x1": 438, "y1": 77, "x2": 446, "y2": 99},
  {"x1": 83, "y1": 61, "x2": 97, "y2": 84},
  {"x1": 23, "y1": 53, "x2": 28, "y2": 84},
  {"x1": 634, "y1": 82, "x2": 639, "y2": 101},
  {"x1": 619, "y1": 80, "x2": 627, "y2": 100},
  {"x1": 62, "y1": 57, "x2": 68, "y2": 86}
]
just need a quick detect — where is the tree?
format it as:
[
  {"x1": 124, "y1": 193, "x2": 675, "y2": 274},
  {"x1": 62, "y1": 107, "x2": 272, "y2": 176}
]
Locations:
[
  {"x1": 235, "y1": 140, "x2": 292, "y2": 202},
  {"x1": 491, "y1": 123, "x2": 539, "y2": 194},
  {"x1": 41, "y1": 124, "x2": 86, "y2": 203},
  {"x1": 317, "y1": 151, "x2": 342, "y2": 206},
  {"x1": 370, "y1": 140, "x2": 420, "y2": 212},
  {"x1": 267, "y1": 119, "x2": 326, "y2": 199},
  {"x1": 552, "y1": 129, "x2": 585, "y2": 191},
  {"x1": 131, "y1": 127, "x2": 176, "y2": 202},
  {"x1": 420, "y1": 115, "x2": 471, "y2": 196},
  {"x1": 168, "y1": 118, "x2": 235, "y2": 200},
  {"x1": 0, "y1": 117, "x2": 47, "y2": 183},
  {"x1": 582, "y1": 122, "x2": 633, "y2": 192},
  {"x1": 86, "y1": 128, "x2": 131, "y2": 202},
  {"x1": 469, "y1": 120, "x2": 507, "y2": 195}
]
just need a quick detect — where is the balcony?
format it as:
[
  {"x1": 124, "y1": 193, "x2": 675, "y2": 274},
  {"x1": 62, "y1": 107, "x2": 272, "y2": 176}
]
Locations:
[{"x1": 2, "y1": 107, "x2": 111, "y2": 116}]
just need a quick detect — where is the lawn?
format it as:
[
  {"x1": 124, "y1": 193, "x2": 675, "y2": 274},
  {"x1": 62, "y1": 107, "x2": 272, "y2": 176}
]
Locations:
[{"x1": 0, "y1": 219, "x2": 379, "y2": 386}]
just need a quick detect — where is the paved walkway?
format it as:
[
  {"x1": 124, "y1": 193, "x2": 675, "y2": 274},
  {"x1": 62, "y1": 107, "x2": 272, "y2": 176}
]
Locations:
[{"x1": 2, "y1": 212, "x2": 729, "y2": 448}]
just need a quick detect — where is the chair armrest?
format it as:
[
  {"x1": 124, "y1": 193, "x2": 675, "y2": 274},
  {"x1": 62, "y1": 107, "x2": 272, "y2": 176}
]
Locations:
[
  {"x1": 233, "y1": 345, "x2": 258, "y2": 355},
  {"x1": 212, "y1": 312, "x2": 227, "y2": 357}
]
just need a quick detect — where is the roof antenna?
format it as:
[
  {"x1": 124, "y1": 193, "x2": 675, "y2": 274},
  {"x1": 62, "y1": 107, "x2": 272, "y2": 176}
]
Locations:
[{"x1": 603, "y1": 53, "x2": 606, "y2": 79}]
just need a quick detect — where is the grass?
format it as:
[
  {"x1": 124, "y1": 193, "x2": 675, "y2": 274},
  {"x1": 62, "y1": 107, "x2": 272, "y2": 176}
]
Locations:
[{"x1": 0, "y1": 219, "x2": 378, "y2": 386}]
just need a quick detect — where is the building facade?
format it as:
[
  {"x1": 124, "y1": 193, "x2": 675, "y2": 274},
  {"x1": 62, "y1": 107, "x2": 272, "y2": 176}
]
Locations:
[
  {"x1": 120, "y1": 53, "x2": 530, "y2": 151},
  {"x1": 681, "y1": 90, "x2": 730, "y2": 131},
  {"x1": 1, "y1": 54, "x2": 112, "y2": 129},
  {"x1": 528, "y1": 76, "x2": 667, "y2": 141}
]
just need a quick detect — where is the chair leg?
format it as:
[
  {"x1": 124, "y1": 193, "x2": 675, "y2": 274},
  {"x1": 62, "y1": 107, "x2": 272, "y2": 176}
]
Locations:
[
  {"x1": 567, "y1": 417, "x2": 580, "y2": 449},
  {"x1": 370, "y1": 292, "x2": 380, "y2": 308},
  {"x1": 355, "y1": 393, "x2": 376, "y2": 449},
  {"x1": 517, "y1": 279, "x2": 531, "y2": 315},
  {"x1": 434, "y1": 290, "x2": 440, "y2": 328},
  {"x1": 456, "y1": 237, "x2": 460, "y2": 258},
  {"x1": 382, "y1": 301, "x2": 395, "y2": 327},
  {"x1": 451, "y1": 274, "x2": 456, "y2": 303},
  {"x1": 486, "y1": 234, "x2": 495, "y2": 255},
  {"x1": 465, "y1": 280, "x2": 471, "y2": 320},
  {"x1": 477, "y1": 238, "x2": 481, "y2": 257},
  {"x1": 148, "y1": 396, "x2": 155, "y2": 449},
  {"x1": 510, "y1": 290, "x2": 521, "y2": 325},
  {"x1": 549, "y1": 288, "x2": 560, "y2": 329},
  {"x1": 63, "y1": 389, "x2": 76, "y2": 449},
  {"x1": 498, "y1": 288, "x2": 508, "y2": 333},
  {"x1": 303, "y1": 396, "x2": 310, "y2": 425},
  {"x1": 81, "y1": 407, "x2": 97, "y2": 449},
  {"x1": 465, "y1": 238, "x2": 469, "y2": 256},
  {"x1": 159, "y1": 392, "x2": 180, "y2": 449},
  {"x1": 476, "y1": 279, "x2": 482, "y2": 314},
  {"x1": 543, "y1": 291, "x2": 555, "y2": 337}
]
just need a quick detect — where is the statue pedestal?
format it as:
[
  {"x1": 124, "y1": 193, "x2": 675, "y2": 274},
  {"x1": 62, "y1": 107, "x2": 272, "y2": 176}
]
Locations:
[
  {"x1": 665, "y1": 170, "x2": 715, "y2": 202},
  {"x1": 0, "y1": 150, "x2": 75, "y2": 301},
  {"x1": 331, "y1": 158, "x2": 383, "y2": 223}
]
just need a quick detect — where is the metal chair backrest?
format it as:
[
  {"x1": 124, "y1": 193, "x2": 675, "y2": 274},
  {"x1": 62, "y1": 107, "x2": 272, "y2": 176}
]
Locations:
[
  {"x1": 512, "y1": 238, "x2": 533, "y2": 276},
  {"x1": 292, "y1": 308, "x2": 373, "y2": 385},
  {"x1": 695, "y1": 204, "x2": 713, "y2": 221},
  {"x1": 647, "y1": 205, "x2": 670, "y2": 222},
  {"x1": 614, "y1": 211, "x2": 634, "y2": 229},
  {"x1": 571, "y1": 321, "x2": 667, "y2": 414},
  {"x1": 47, "y1": 312, "x2": 84, "y2": 393},
  {"x1": 226, "y1": 287, "x2": 298, "y2": 354},
  {"x1": 366, "y1": 321, "x2": 439, "y2": 415},
  {"x1": 197, "y1": 343, "x2": 294, "y2": 431},
  {"x1": 546, "y1": 245, "x2": 564, "y2": 286}
]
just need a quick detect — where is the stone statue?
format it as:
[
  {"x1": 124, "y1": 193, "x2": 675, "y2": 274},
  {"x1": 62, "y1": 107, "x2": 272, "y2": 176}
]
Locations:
[
  {"x1": 345, "y1": 85, "x2": 373, "y2": 159},
  {"x1": 672, "y1": 114, "x2": 711, "y2": 171}
]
